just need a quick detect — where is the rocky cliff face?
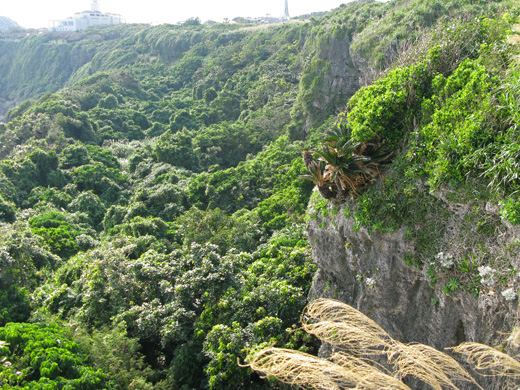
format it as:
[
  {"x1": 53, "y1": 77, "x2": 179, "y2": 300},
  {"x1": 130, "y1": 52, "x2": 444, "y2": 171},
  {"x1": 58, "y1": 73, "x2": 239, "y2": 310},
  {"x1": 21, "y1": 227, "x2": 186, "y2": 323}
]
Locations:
[
  {"x1": 310, "y1": 35, "x2": 362, "y2": 116},
  {"x1": 295, "y1": 31, "x2": 369, "y2": 133},
  {"x1": 306, "y1": 196, "x2": 520, "y2": 389}
]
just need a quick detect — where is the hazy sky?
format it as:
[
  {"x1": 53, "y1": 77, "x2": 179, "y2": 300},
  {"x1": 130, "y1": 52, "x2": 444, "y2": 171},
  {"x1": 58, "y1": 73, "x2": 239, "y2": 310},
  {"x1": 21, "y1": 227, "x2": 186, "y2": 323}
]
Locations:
[{"x1": 2, "y1": 0, "x2": 351, "y2": 29}]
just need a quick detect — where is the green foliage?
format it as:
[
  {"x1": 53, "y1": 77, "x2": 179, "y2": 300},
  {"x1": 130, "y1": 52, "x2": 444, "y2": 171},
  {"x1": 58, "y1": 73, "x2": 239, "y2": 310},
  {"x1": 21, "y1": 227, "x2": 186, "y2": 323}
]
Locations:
[
  {"x1": 175, "y1": 207, "x2": 262, "y2": 253},
  {"x1": 0, "y1": 156, "x2": 44, "y2": 205},
  {"x1": 28, "y1": 187, "x2": 73, "y2": 209},
  {"x1": 193, "y1": 122, "x2": 271, "y2": 169},
  {"x1": 195, "y1": 226, "x2": 316, "y2": 389},
  {"x1": 203, "y1": 318, "x2": 283, "y2": 390},
  {"x1": 442, "y1": 277, "x2": 461, "y2": 295},
  {"x1": 0, "y1": 286, "x2": 31, "y2": 326},
  {"x1": 186, "y1": 135, "x2": 305, "y2": 215},
  {"x1": 347, "y1": 63, "x2": 432, "y2": 148},
  {"x1": 0, "y1": 195, "x2": 15, "y2": 222},
  {"x1": 28, "y1": 210, "x2": 94, "y2": 258},
  {"x1": 204, "y1": 87, "x2": 218, "y2": 104},
  {"x1": 417, "y1": 58, "x2": 502, "y2": 187},
  {"x1": 60, "y1": 144, "x2": 91, "y2": 168},
  {"x1": 5, "y1": 100, "x2": 35, "y2": 121},
  {"x1": 0, "y1": 322, "x2": 110, "y2": 389},
  {"x1": 32, "y1": 225, "x2": 315, "y2": 389},
  {"x1": 304, "y1": 10, "x2": 520, "y2": 304},
  {"x1": 154, "y1": 129, "x2": 200, "y2": 170},
  {"x1": 499, "y1": 196, "x2": 520, "y2": 225},
  {"x1": 70, "y1": 162, "x2": 126, "y2": 203},
  {"x1": 170, "y1": 109, "x2": 199, "y2": 131},
  {"x1": 68, "y1": 191, "x2": 106, "y2": 228},
  {"x1": 98, "y1": 94, "x2": 119, "y2": 109},
  {"x1": 332, "y1": 12, "x2": 517, "y2": 231},
  {"x1": 256, "y1": 158, "x2": 313, "y2": 231},
  {"x1": 349, "y1": 0, "x2": 510, "y2": 69},
  {"x1": 117, "y1": 216, "x2": 170, "y2": 239},
  {"x1": 74, "y1": 322, "x2": 155, "y2": 389},
  {"x1": 0, "y1": 3, "x2": 515, "y2": 390},
  {"x1": 0, "y1": 223, "x2": 60, "y2": 291}
]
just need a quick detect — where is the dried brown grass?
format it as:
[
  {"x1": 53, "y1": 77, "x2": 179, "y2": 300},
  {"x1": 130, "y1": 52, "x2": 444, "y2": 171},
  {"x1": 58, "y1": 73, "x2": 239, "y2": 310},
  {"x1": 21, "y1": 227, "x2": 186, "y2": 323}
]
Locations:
[
  {"x1": 248, "y1": 348, "x2": 413, "y2": 390},
  {"x1": 248, "y1": 299, "x2": 490, "y2": 390},
  {"x1": 248, "y1": 348, "x2": 361, "y2": 390},
  {"x1": 389, "y1": 342, "x2": 480, "y2": 390},
  {"x1": 302, "y1": 299, "x2": 480, "y2": 389},
  {"x1": 302, "y1": 298, "x2": 388, "y2": 338},
  {"x1": 247, "y1": 299, "x2": 520, "y2": 389},
  {"x1": 302, "y1": 320, "x2": 391, "y2": 355},
  {"x1": 301, "y1": 298, "x2": 392, "y2": 355},
  {"x1": 330, "y1": 352, "x2": 412, "y2": 390},
  {"x1": 450, "y1": 342, "x2": 520, "y2": 377}
]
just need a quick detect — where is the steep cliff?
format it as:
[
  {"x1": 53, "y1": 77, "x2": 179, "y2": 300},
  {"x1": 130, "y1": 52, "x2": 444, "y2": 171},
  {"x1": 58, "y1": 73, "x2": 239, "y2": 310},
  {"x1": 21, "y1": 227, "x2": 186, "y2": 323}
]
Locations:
[
  {"x1": 293, "y1": 31, "x2": 362, "y2": 133},
  {"x1": 303, "y1": 9, "x2": 520, "y2": 386},
  {"x1": 306, "y1": 188, "x2": 520, "y2": 388}
]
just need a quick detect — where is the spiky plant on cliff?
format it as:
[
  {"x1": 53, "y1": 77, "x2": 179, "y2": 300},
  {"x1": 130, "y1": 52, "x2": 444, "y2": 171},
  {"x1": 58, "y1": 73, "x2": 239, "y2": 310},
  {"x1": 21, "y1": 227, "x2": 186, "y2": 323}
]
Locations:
[{"x1": 301, "y1": 125, "x2": 391, "y2": 201}]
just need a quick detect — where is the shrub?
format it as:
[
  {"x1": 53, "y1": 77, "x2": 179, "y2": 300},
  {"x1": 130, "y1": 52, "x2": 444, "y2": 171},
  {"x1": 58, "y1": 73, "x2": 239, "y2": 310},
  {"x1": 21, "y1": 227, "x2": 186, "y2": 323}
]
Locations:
[
  {"x1": 0, "y1": 322, "x2": 110, "y2": 389},
  {"x1": 0, "y1": 195, "x2": 15, "y2": 222},
  {"x1": 499, "y1": 197, "x2": 520, "y2": 225}
]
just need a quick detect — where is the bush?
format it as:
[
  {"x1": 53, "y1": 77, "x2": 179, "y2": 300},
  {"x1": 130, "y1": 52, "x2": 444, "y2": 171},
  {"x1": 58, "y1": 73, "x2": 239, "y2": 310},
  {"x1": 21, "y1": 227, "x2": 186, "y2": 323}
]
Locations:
[
  {"x1": 0, "y1": 286, "x2": 31, "y2": 326},
  {"x1": 68, "y1": 191, "x2": 106, "y2": 228},
  {"x1": 28, "y1": 211, "x2": 84, "y2": 257},
  {"x1": 0, "y1": 195, "x2": 15, "y2": 222},
  {"x1": 499, "y1": 197, "x2": 520, "y2": 225},
  {"x1": 0, "y1": 322, "x2": 110, "y2": 389}
]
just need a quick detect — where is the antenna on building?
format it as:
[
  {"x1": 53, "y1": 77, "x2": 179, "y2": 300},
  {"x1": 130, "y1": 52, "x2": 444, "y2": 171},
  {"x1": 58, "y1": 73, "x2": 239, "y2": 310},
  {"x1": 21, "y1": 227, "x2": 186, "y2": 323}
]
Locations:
[
  {"x1": 284, "y1": 0, "x2": 290, "y2": 20},
  {"x1": 91, "y1": 0, "x2": 100, "y2": 12}
]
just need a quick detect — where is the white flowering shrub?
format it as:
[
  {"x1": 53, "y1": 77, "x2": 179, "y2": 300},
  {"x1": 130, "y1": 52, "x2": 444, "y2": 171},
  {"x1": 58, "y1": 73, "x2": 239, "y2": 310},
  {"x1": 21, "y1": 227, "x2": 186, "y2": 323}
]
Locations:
[
  {"x1": 501, "y1": 288, "x2": 517, "y2": 301},
  {"x1": 435, "y1": 252, "x2": 454, "y2": 268},
  {"x1": 478, "y1": 266, "x2": 495, "y2": 287}
]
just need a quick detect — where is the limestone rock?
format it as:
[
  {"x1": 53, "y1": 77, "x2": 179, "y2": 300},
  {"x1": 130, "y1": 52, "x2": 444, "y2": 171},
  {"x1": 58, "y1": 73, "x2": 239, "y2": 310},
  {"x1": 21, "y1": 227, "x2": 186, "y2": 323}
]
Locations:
[{"x1": 306, "y1": 203, "x2": 520, "y2": 389}]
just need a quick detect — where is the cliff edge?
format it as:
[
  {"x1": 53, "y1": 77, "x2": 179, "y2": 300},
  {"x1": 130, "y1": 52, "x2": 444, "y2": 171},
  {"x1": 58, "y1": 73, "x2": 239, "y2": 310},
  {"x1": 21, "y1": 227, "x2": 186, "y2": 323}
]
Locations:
[{"x1": 306, "y1": 191, "x2": 520, "y2": 388}]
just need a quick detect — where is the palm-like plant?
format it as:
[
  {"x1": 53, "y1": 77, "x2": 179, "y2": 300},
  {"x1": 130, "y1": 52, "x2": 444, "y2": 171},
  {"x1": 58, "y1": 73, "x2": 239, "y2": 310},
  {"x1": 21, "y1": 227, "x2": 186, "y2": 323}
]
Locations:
[
  {"x1": 302, "y1": 123, "x2": 392, "y2": 200},
  {"x1": 299, "y1": 156, "x2": 340, "y2": 200},
  {"x1": 314, "y1": 143, "x2": 370, "y2": 198}
]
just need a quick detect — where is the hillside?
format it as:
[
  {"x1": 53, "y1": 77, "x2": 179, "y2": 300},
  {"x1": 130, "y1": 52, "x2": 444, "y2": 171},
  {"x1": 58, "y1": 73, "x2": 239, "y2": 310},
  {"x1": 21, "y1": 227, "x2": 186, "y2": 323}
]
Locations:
[
  {"x1": 0, "y1": 0, "x2": 518, "y2": 389},
  {"x1": 0, "y1": 16, "x2": 19, "y2": 32}
]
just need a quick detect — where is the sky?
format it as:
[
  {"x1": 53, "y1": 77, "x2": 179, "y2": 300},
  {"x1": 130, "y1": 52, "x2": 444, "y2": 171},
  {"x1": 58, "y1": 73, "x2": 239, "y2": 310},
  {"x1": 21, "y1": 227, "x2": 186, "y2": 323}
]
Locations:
[{"x1": 2, "y1": 0, "x2": 352, "y2": 29}]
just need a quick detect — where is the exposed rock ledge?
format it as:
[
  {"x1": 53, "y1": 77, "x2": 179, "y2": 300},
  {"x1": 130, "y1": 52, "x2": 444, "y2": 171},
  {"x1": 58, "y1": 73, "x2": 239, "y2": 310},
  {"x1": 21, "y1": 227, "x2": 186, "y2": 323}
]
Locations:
[{"x1": 306, "y1": 201, "x2": 519, "y2": 389}]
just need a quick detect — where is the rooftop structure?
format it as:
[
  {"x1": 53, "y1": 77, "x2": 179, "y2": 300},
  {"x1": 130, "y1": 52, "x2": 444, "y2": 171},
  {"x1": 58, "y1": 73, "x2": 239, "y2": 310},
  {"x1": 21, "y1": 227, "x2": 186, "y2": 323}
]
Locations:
[
  {"x1": 50, "y1": 0, "x2": 124, "y2": 32},
  {"x1": 91, "y1": 0, "x2": 100, "y2": 12}
]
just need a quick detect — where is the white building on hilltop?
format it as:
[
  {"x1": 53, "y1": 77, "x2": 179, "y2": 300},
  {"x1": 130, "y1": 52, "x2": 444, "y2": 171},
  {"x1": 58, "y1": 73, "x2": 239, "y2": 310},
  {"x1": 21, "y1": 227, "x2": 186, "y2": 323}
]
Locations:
[{"x1": 51, "y1": 0, "x2": 124, "y2": 32}]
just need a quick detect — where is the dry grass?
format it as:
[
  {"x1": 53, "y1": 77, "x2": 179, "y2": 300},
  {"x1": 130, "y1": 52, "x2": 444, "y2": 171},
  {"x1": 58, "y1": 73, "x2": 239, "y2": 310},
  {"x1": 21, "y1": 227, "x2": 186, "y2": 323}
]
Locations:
[
  {"x1": 302, "y1": 320, "x2": 391, "y2": 355},
  {"x1": 249, "y1": 348, "x2": 413, "y2": 390},
  {"x1": 247, "y1": 299, "x2": 491, "y2": 390},
  {"x1": 450, "y1": 342, "x2": 520, "y2": 377},
  {"x1": 330, "y1": 352, "x2": 412, "y2": 390},
  {"x1": 248, "y1": 348, "x2": 361, "y2": 390},
  {"x1": 301, "y1": 299, "x2": 479, "y2": 389},
  {"x1": 302, "y1": 298, "x2": 388, "y2": 338},
  {"x1": 389, "y1": 342, "x2": 481, "y2": 390}
]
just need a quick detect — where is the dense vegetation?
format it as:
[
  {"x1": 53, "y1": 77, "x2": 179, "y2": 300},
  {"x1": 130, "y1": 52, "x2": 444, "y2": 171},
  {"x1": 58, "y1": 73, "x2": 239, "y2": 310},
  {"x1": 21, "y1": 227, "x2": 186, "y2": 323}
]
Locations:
[
  {"x1": 0, "y1": 0, "x2": 518, "y2": 389},
  {"x1": 307, "y1": 2, "x2": 520, "y2": 303}
]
